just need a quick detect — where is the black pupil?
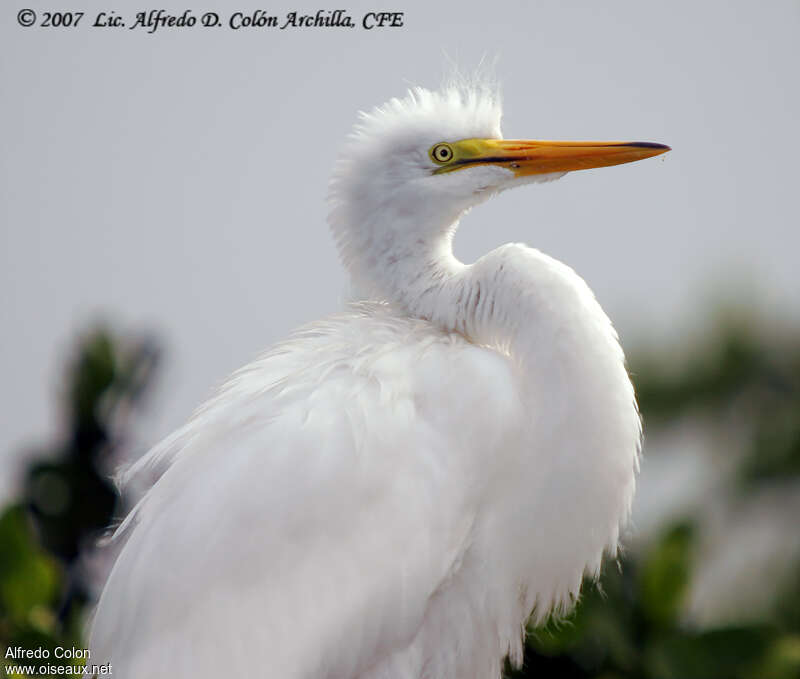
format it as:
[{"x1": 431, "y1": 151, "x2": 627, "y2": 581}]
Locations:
[{"x1": 439, "y1": 148, "x2": 449, "y2": 159}]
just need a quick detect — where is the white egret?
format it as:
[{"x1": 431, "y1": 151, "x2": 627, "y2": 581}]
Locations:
[{"x1": 88, "y1": 82, "x2": 669, "y2": 678}]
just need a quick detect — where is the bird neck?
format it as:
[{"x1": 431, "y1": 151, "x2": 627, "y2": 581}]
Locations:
[
  {"x1": 331, "y1": 186, "x2": 471, "y2": 309},
  {"x1": 403, "y1": 242, "x2": 556, "y2": 361},
  {"x1": 332, "y1": 196, "x2": 613, "y2": 375},
  {"x1": 333, "y1": 200, "x2": 542, "y2": 356},
  {"x1": 351, "y1": 222, "x2": 619, "y2": 390}
]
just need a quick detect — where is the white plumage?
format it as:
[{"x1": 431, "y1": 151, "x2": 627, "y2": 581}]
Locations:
[{"x1": 89, "y1": 81, "x2": 666, "y2": 678}]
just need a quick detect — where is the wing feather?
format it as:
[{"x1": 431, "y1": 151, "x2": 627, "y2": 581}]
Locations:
[{"x1": 89, "y1": 304, "x2": 519, "y2": 678}]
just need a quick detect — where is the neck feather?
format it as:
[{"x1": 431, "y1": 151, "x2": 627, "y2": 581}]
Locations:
[{"x1": 331, "y1": 199, "x2": 627, "y2": 384}]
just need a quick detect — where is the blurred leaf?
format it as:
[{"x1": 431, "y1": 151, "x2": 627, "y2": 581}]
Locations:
[
  {"x1": 26, "y1": 459, "x2": 117, "y2": 562},
  {"x1": 645, "y1": 626, "x2": 774, "y2": 679},
  {"x1": 68, "y1": 330, "x2": 116, "y2": 428},
  {"x1": 773, "y1": 568, "x2": 800, "y2": 631},
  {"x1": 639, "y1": 524, "x2": 693, "y2": 629},
  {"x1": 741, "y1": 405, "x2": 800, "y2": 483},
  {"x1": 633, "y1": 322, "x2": 765, "y2": 421},
  {"x1": 757, "y1": 634, "x2": 800, "y2": 679},
  {"x1": 0, "y1": 506, "x2": 61, "y2": 624}
]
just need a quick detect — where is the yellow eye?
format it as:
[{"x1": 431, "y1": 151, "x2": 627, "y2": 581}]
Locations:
[{"x1": 430, "y1": 143, "x2": 454, "y2": 164}]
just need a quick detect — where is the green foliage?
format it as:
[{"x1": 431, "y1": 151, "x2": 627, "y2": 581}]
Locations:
[
  {"x1": 25, "y1": 330, "x2": 158, "y2": 564},
  {"x1": 638, "y1": 523, "x2": 693, "y2": 630},
  {"x1": 1, "y1": 328, "x2": 158, "y2": 678},
  {"x1": 633, "y1": 314, "x2": 800, "y2": 487},
  {"x1": 509, "y1": 532, "x2": 799, "y2": 679},
  {"x1": 0, "y1": 506, "x2": 61, "y2": 624},
  {"x1": 0, "y1": 505, "x2": 82, "y2": 677}
]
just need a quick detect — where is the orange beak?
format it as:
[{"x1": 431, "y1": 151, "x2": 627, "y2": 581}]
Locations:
[{"x1": 435, "y1": 138, "x2": 671, "y2": 176}]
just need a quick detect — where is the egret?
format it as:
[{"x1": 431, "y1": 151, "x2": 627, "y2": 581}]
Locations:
[{"x1": 88, "y1": 82, "x2": 669, "y2": 678}]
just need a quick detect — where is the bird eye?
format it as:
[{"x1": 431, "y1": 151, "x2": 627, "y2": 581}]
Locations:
[{"x1": 430, "y1": 143, "x2": 454, "y2": 164}]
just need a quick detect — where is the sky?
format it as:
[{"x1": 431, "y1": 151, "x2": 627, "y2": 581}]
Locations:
[{"x1": 2, "y1": 0, "x2": 799, "y2": 499}]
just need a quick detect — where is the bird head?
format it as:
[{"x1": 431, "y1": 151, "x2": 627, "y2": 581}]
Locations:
[{"x1": 328, "y1": 84, "x2": 669, "y2": 298}]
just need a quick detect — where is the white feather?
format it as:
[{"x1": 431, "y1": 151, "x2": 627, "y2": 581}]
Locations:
[{"x1": 88, "y1": 82, "x2": 641, "y2": 679}]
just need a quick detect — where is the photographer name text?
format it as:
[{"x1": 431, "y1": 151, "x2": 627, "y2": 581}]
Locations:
[{"x1": 16, "y1": 8, "x2": 405, "y2": 32}]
